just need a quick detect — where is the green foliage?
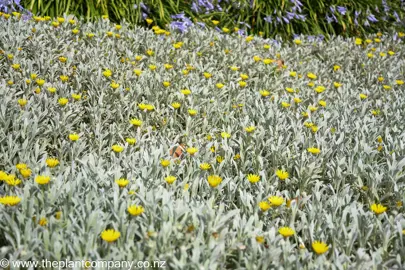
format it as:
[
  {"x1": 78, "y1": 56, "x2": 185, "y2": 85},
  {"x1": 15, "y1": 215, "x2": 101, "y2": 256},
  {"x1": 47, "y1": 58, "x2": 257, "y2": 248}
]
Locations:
[{"x1": 20, "y1": 0, "x2": 405, "y2": 39}]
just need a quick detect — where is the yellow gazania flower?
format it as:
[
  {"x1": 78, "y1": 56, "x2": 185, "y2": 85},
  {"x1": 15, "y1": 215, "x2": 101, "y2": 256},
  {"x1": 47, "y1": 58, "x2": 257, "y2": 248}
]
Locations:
[
  {"x1": 55, "y1": 211, "x2": 62, "y2": 219},
  {"x1": 46, "y1": 158, "x2": 59, "y2": 168},
  {"x1": 72, "y1": 29, "x2": 79, "y2": 34},
  {"x1": 171, "y1": 102, "x2": 181, "y2": 109},
  {"x1": 259, "y1": 90, "x2": 270, "y2": 97},
  {"x1": 294, "y1": 39, "x2": 302, "y2": 45},
  {"x1": 281, "y1": 102, "x2": 291, "y2": 108},
  {"x1": 207, "y1": 175, "x2": 222, "y2": 188},
  {"x1": 367, "y1": 53, "x2": 374, "y2": 58},
  {"x1": 294, "y1": 97, "x2": 302, "y2": 103},
  {"x1": 101, "y1": 229, "x2": 120, "y2": 242},
  {"x1": 133, "y1": 69, "x2": 142, "y2": 76},
  {"x1": 216, "y1": 83, "x2": 224, "y2": 89},
  {"x1": 216, "y1": 156, "x2": 224, "y2": 163},
  {"x1": 247, "y1": 174, "x2": 260, "y2": 183},
  {"x1": 20, "y1": 169, "x2": 32, "y2": 178},
  {"x1": 377, "y1": 136, "x2": 383, "y2": 143},
  {"x1": 162, "y1": 81, "x2": 171, "y2": 87},
  {"x1": 5, "y1": 176, "x2": 21, "y2": 186},
  {"x1": 145, "y1": 104, "x2": 154, "y2": 111},
  {"x1": 307, "y1": 82, "x2": 315, "y2": 87},
  {"x1": 146, "y1": 18, "x2": 153, "y2": 24},
  {"x1": 319, "y1": 100, "x2": 326, "y2": 107},
  {"x1": 233, "y1": 153, "x2": 241, "y2": 160},
  {"x1": 276, "y1": 170, "x2": 288, "y2": 180},
  {"x1": 311, "y1": 126, "x2": 319, "y2": 133},
  {"x1": 38, "y1": 217, "x2": 48, "y2": 226},
  {"x1": 259, "y1": 201, "x2": 271, "y2": 211},
  {"x1": 380, "y1": 52, "x2": 386, "y2": 57},
  {"x1": 161, "y1": 159, "x2": 170, "y2": 167},
  {"x1": 112, "y1": 145, "x2": 124, "y2": 153},
  {"x1": 278, "y1": 227, "x2": 295, "y2": 237},
  {"x1": 11, "y1": 63, "x2": 20, "y2": 70},
  {"x1": 365, "y1": 39, "x2": 372, "y2": 44},
  {"x1": 188, "y1": 109, "x2": 197, "y2": 116},
  {"x1": 302, "y1": 112, "x2": 309, "y2": 118},
  {"x1": 164, "y1": 64, "x2": 173, "y2": 69},
  {"x1": 253, "y1": 56, "x2": 261, "y2": 62},
  {"x1": 263, "y1": 44, "x2": 270, "y2": 49},
  {"x1": 35, "y1": 175, "x2": 51, "y2": 185},
  {"x1": 312, "y1": 241, "x2": 329, "y2": 255},
  {"x1": 370, "y1": 203, "x2": 387, "y2": 215},
  {"x1": 307, "y1": 73, "x2": 317, "y2": 80},
  {"x1": 18, "y1": 99, "x2": 27, "y2": 107},
  {"x1": 164, "y1": 175, "x2": 176, "y2": 185},
  {"x1": 103, "y1": 69, "x2": 112, "y2": 77},
  {"x1": 307, "y1": 147, "x2": 321, "y2": 154},
  {"x1": 36, "y1": 79, "x2": 45, "y2": 86},
  {"x1": 130, "y1": 118, "x2": 142, "y2": 127},
  {"x1": 396, "y1": 80, "x2": 404, "y2": 85},
  {"x1": 126, "y1": 138, "x2": 136, "y2": 145},
  {"x1": 374, "y1": 38, "x2": 381, "y2": 43},
  {"x1": 115, "y1": 24, "x2": 122, "y2": 30},
  {"x1": 212, "y1": 20, "x2": 220, "y2": 25},
  {"x1": 71, "y1": 93, "x2": 81, "y2": 101},
  {"x1": 221, "y1": 132, "x2": 231, "y2": 139},
  {"x1": 383, "y1": 85, "x2": 391, "y2": 90},
  {"x1": 58, "y1": 56, "x2": 67, "y2": 63},
  {"x1": 47, "y1": 87, "x2": 56, "y2": 94},
  {"x1": 149, "y1": 65, "x2": 156, "y2": 71},
  {"x1": 371, "y1": 109, "x2": 381, "y2": 116},
  {"x1": 230, "y1": 66, "x2": 239, "y2": 71},
  {"x1": 355, "y1": 38, "x2": 362, "y2": 45},
  {"x1": 0, "y1": 195, "x2": 21, "y2": 206},
  {"x1": 16, "y1": 163, "x2": 27, "y2": 170},
  {"x1": 186, "y1": 147, "x2": 198, "y2": 156},
  {"x1": 359, "y1": 93, "x2": 368, "y2": 100},
  {"x1": 245, "y1": 126, "x2": 255, "y2": 133},
  {"x1": 181, "y1": 89, "x2": 192, "y2": 95},
  {"x1": 111, "y1": 82, "x2": 119, "y2": 89},
  {"x1": 262, "y1": 58, "x2": 274, "y2": 65},
  {"x1": 378, "y1": 77, "x2": 384, "y2": 82},
  {"x1": 245, "y1": 36, "x2": 254, "y2": 42},
  {"x1": 240, "y1": 73, "x2": 249, "y2": 80},
  {"x1": 203, "y1": 72, "x2": 212, "y2": 79},
  {"x1": 200, "y1": 163, "x2": 211, "y2": 170},
  {"x1": 146, "y1": 49, "x2": 154, "y2": 56},
  {"x1": 52, "y1": 21, "x2": 60, "y2": 27},
  {"x1": 315, "y1": 86, "x2": 326, "y2": 93},
  {"x1": 256, "y1": 236, "x2": 265, "y2": 243},
  {"x1": 289, "y1": 71, "x2": 297, "y2": 77},
  {"x1": 128, "y1": 205, "x2": 144, "y2": 216},
  {"x1": 268, "y1": 196, "x2": 284, "y2": 207},
  {"x1": 285, "y1": 87, "x2": 295, "y2": 93},
  {"x1": 333, "y1": 82, "x2": 342, "y2": 88},
  {"x1": 399, "y1": 32, "x2": 405, "y2": 37},
  {"x1": 58, "y1": 98, "x2": 68, "y2": 106},
  {"x1": 333, "y1": 65, "x2": 340, "y2": 71},
  {"x1": 60, "y1": 75, "x2": 69, "y2": 82},
  {"x1": 239, "y1": 81, "x2": 247, "y2": 87},
  {"x1": 115, "y1": 178, "x2": 129, "y2": 187},
  {"x1": 69, "y1": 133, "x2": 80, "y2": 142}
]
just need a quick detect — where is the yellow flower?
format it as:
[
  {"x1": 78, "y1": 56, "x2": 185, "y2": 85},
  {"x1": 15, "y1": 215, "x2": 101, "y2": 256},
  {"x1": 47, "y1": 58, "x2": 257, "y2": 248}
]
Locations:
[
  {"x1": 112, "y1": 145, "x2": 124, "y2": 153},
  {"x1": 181, "y1": 89, "x2": 192, "y2": 95},
  {"x1": 319, "y1": 100, "x2": 326, "y2": 107},
  {"x1": 55, "y1": 211, "x2": 62, "y2": 219},
  {"x1": 253, "y1": 56, "x2": 261, "y2": 62},
  {"x1": 256, "y1": 236, "x2": 265, "y2": 243},
  {"x1": 130, "y1": 118, "x2": 142, "y2": 127},
  {"x1": 58, "y1": 98, "x2": 68, "y2": 106},
  {"x1": 58, "y1": 56, "x2": 67, "y2": 63},
  {"x1": 286, "y1": 87, "x2": 295, "y2": 93},
  {"x1": 307, "y1": 82, "x2": 315, "y2": 87},
  {"x1": 103, "y1": 69, "x2": 112, "y2": 77},
  {"x1": 276, "y1": 170, "x2": 288, "y2": 180},
  {"x1": 216, "y1": 156, "x2": 224, "y2": 163},
  {"x1": 149, "y1": 65, "x2": 156, "y2": 71},
  {"x1": 333, "y1": 65, "x2": 340, "y2": 71},
  {"x1": 294, "y1": 39, "x2": 302, "y2": 45},
  {"x1": 383, "y1": 85, "x2": 391, "y2": 90},
  {"x1": 263, "y1": 44, "x2": 270, "y2": 49},
  {"x1": 38, "y1": 217, "x2": 48, "y2": 226},
  {"x1": 111, "y1": 82, "x2": 119, "y2": 89},
  {"x1": 203, "y1": 72, "x2": 212, "y2": 79},
  {"x1": 5, "y1": 176, "x2": 21, "y2": 186},
  {"x1": 259, "y1": 201, "x2": 271, "y2": 211},
  {"x1": 247, "y1": 174, "x2": 260, "y2": 183},
  {"x1": 115, "y1": 178, "x2": 129, "y2": 188},
  {"x1": 207, "y1": 175, "x2": 222, "y2": 188},
  {"x1": 200, "y1": 163, "x2": 211, "y2": 170},
  {"x1": 187, "y1": 147, "x2": 198, "y2": 156},
  {"x1": 161, "y1": 159, "x2": 170, "y2": 167},
  {"x1": 146, "y1": 18, "x2": 153, "y2": 24},
  {"x1": 145, "y1": 104, "x2": 154, "y2": 111},
  {"x1": 289, "y1": 71, "x2": 297, "y2": 77},
  {"x1": 378, "y1": 76, "x2": 384, "y2": 82},
  {"x1": 245, "y1": 126, "x2": 255, "y2": 133},
  {"x1": 233, "y1": 153, "x2": 241, "y2": 160},
  {"x1": 47, "y1": 87, "x2": 56, "y2": 94},
  {"x1": 11, "y1": 63, "x2": 20, "y2": 70},
  {"x1": 262, "y1": 58, "x2": 273, "y2": 65},
  {"x1": 245, "y1": 36, "x2": 254, "y2": 42},
  {"x1": 333, "y1": 82, "x2": 342, "y2": 88},
  {"x1": 259, "y1": 90, "x2": 270, "y2": 97},
  {"x1": 307, "y1": 147, "x2": 321, "y2": 154},
  {"x1": 128, "y1": 205, "x2": 144, "y2": 216},
  {"x1": 72, "y1": 29, "x2": 79, "y2": 34},
  {"x1": 60, "y1": 75, "x2": 69, "y2": 82},
  {"x1": 46, "y1": 158, "x2": 59, "y2": 168},
  {"x1": 281, "y1": 102, "x2": 291, "y2": 108},
  {"x1": 359, "y1": 93, "x2": 368, "y2": 100},
  {"x1": 278, "y1": 227, "x2": 295, "y2": 237},
  {"x1": 126, "y1": 138, "x2": 136, "y2": 145},
  {"x1": 0, "y1": 195, "x2": 21, "y2": 206},
  {"x1": 377, "y1": 136, "x2": 383, "y2": 143},
  {"x1": 355, "y1": 38, "x2": 362, "y2": 45},
  {"x1": 16, "y1": 163, "x2": 27, "y2": 170},
  {"x1": 216, "y1": 83, "x2": 224, "y2": 89},
  {"x1": 307, "y1": 73, "x2": 317, "y2": 80},
  {"x1": 230, "y1": 66, "x2": 239, "y2": 71},
  {"x1": 212, "y1": 20, "x2": 220, "y2": 25},
  {"x1": 165, "y1": 175, "x2": 176, "y2": 185},
  {"x1": 367, "y1": 53, "x2": 374, "y2": 58},
  {"x1": 52, "y1": 21, "x2": 60, "y2": 27},
  {"x1": 239, "y1": 81, "x2": 247, "y2": 87},
  {"x1": 35, "y1": 175, "x2": 51, "y2": 185},
  {"x1": 240, "y1": 73, "x2": 249, "y2": 80},
  {"x1": 268, "y1": 196, "x2": 284, "y2": 207},
  {"x1": 370, "y1": 203, "x2": 387, "y2": 215},
  {"x1": 163, "y1": 81, "x2": 171, "y2": 87},
  {"x1": 20, "y1": 169, "x2": 32, "y2": 178},
  {"x1": 188, "y1": 109, "x2": 197, "y2": 116},
  {"x1": 164, "y1": 64, "x2": 173, "y2": 70},
  {"x1": 133, "y1": 69, "x2": 142, "y2": 76},
  {"x1": 221, "y1": 132, "x2": 231, "y2": 139},
  {"x1": 315, "y1": 86, "x2": 326, "y2": 93},
  {"x1": 115, "y1": 24, "x2": 122, "y2": 30},
  {"x1": 380, "y1": 52, "x2": 386, "y2": 57},
  {"x1": 69, "y1": 133, "x2": 80, "y2": 141},
  {"x1": 374, "y1": 38, "x2": 381, "y2": 43},
  {"x1": 101, "y1": 229, "x2": 120, "y2": 242},
  {"x1": 396, "y1": 80, "x2": 404, "y2": 85},
  {"x1": 36, "y1": 79, "x2": 45, "y2": 86},
  {"x1": 312, "y1": 241, "x2": 329, "y2": 255},
  {"x1": 292, "y1": 97, "x2": 301, "y2": 103},
  {"x1": 18, "y1": 99, "x2": 27, "y2": 107},
  {"x1": 311, "y1": 126, "x2": 319, "y2": 133}
]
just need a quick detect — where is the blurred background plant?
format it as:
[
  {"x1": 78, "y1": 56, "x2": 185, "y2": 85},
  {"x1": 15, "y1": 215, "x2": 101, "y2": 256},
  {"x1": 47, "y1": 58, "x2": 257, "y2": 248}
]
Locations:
[{"x1": 2, "y1": 0, "x2": 402, "y2": 39}]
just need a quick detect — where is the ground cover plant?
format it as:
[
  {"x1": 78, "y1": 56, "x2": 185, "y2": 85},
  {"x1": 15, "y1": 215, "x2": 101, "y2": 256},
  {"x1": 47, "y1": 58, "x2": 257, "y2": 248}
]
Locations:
[{"x1": 0, "y1": 12, "x2": 405, "y2": 269}]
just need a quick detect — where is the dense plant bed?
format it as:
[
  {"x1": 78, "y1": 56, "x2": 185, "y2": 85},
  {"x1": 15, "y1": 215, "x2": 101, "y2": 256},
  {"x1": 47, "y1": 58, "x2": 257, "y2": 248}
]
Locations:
[{"x1": 0, "y1": 15, "x2": 405, "y2": 269}]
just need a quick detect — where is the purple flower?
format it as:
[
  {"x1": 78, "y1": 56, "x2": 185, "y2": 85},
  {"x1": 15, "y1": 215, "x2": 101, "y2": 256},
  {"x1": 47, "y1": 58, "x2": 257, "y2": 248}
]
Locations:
[
  {"x1": 237, "y1": 29, "x2": 246, "y2": 36},
  {"x1": 367, "y1": 13, "x2": 378, "y2": 23},
  {"x1": 337, "y1": 6, "x2": 347, "y2": 15},
  {"x1": 282, "y1": 17, "x2": 290, "y2": 24},
  {"x1": 197, "y1": 22, "x2": 206, "y2": 28},
  {"x1": 264, "y1": 16, "x2": 272, "y2": 23},
  {"x1": 364, "y1": 20, "x2": 370, "y2": 27},
  {"x1": 286, "y1": 11, "x2": 295, "y2": 20},
  {"x1": 295, "y1": 14, "x2": 306, "y2": 21},
  {"x1": 393, "y1": 11, "x2": 400, "y2": 22},
  {"x1": 330, "y1": 6, "x2": 335, "y2": 13}
]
